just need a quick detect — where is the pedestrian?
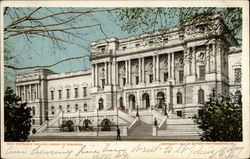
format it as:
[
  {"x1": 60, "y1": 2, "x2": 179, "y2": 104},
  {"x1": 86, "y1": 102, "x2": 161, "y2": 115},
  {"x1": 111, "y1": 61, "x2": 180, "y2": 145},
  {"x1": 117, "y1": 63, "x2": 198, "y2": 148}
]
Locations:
[{"x1": 116, "y1": 125, "x2": 121, "y2": 140}]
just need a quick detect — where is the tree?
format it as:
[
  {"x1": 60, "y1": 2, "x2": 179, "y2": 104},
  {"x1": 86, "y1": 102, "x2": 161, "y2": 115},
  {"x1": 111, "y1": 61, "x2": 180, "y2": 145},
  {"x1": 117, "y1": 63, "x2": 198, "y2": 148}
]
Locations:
[
  {"x1": 193, "y1": 94, "x2": 242, "y2": 141},
  {"x1": 4, "y1": 87, "x2": 32, "y2": 141},
  {"x1": 4, "y1": 7, "x2": 114, "y2": 70},
  {"x1": 114, "y1": 8, "x2": 242, "y2": 43}
]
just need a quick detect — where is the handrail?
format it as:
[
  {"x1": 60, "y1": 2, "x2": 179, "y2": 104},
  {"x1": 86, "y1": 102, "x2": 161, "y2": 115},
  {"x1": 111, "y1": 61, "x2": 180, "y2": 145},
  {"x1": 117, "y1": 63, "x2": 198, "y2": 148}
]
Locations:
[
  {"x1": 36, "y1": 111, "x2": 62, "y2": 133},
  {"x1": 128, "y1": 117, "x2": 139, "y2": 133},
  {"x1": 118, "y1": 110, "x2": 135, "y2": 123}
]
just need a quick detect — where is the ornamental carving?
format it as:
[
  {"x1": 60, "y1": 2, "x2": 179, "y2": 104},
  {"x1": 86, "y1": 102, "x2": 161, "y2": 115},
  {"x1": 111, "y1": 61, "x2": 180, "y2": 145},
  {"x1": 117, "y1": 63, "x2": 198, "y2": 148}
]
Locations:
[
  {"x1": 197, "y1": 52, "x2": 206, "y2": 63},
  {"x1": 177, "y1": 58, "x2": 184, "y2": 68}
]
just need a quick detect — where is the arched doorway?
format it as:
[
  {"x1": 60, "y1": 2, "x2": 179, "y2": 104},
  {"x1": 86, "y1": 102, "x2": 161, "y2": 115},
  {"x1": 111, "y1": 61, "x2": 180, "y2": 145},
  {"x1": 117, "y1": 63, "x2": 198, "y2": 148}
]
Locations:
[
  {"x1": 101, "y1": 119, "x2": 111, "y2": 131},
  {"x1": 129, "y1": 94, "x2": 136, "y2": 109},
  {"x1": 157, "y1": 92, "x2": 165, "y2": 109},
  {"x1": 142, "y1": 93, "x2": 150, "y2": 109},
  {"x1": 82, "y1": 119, "x2": 92, "y2": 131},
  {"x1": 98, "y1": 98, "x2": 104, "y2": 110}
]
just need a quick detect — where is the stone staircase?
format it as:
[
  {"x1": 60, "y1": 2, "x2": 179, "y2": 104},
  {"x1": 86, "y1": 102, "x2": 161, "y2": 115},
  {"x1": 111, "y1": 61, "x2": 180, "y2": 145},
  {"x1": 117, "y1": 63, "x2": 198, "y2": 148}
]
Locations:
[
  {"x1": 128, "y1": 121, "x2": 153, "y2": 137},
  {"x1": 158, "y1": 118, "x2": 202, "y2": 140}
]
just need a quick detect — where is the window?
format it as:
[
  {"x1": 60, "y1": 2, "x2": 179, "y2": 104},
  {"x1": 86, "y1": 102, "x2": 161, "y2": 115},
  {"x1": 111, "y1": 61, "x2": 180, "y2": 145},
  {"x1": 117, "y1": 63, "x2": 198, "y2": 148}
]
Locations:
[
  {"x1": 199, "y1": 66, "x2": 205, "y2": 79},
  {"x1": 179, "y1": 70, "x2": 184, "y2": 82},
  {"x1": 148, "y1": 41, "x2": 154, "y2": 46},
  {"x1": 122, "y1": 78, "x2": 126, "y2": 86},
  {"x1": 32, "y1": 119, "x2": 35, "y2": 125},
  {"x1": 50, "y1": 91, "x2": 54, "y2": 100},
  {"x1": 136, "y1": 76, "x2": 139, "y2": 85},
  {"x1": 75, "y1": 104, "x2": 78, "y2": 112},
  {"x1": 235, "y1": 91, "x2": 242, "y2": 105},
  {"x1": 149, "y1": 74, "x2": 153, "y2": 83},
  {"x1": 66, "y1": 89, "x2": 70, "y2": 98},
  {"x1": 32, "y1": 106, "x2": 35, "y2": 115},
  {"x1": 58, "y1": 90, "x2": 62, "y2": 99},
  {"x1": 164, "y1": 72, "x2": 168, "y2": 81},
  {"x1": 101, "y1": 79, "x2": 105, "y2": 89},
  {"x1": 135, "y1": 44, "x2": 140, "y2": 48},
  {"x1": 235, "y1": 68, "x2": 241, "y2": 83},
  {"x1": 59, "y1": 105, "x2": 62, "y2": 111},
  {"x1": 83, "y1": 87, "x2": 87, "y2": 97},
  {"x1": 177, "y1": 111, "x2": 182, "y2": 117},
  {"x1": 67, "y1": 105, "x2": 70, "y2": 112},
  {"x1": 177, "y1": 92, "x2": 182, "y2": 104},
  {"x1": 122, "y1": 46, "x2": 127, "y2": 51},
  {"x1": 75, "y1": 88, "x2": 78, "y2": 98},
  {"x1": 198, "y1": 89, "x2": 205, "y2": 104},
  {"x1": 84, "y1": 103, "x2": 87, "y2": 111},
  {"x1": 51, "y1": 106, "x2": 55, "y2": 115}
]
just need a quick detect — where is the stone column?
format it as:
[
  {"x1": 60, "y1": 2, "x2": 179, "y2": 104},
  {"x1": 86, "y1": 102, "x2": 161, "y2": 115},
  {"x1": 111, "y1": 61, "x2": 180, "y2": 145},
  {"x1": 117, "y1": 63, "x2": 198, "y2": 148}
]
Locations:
[
  {"x1": 205, "y1": 45, "x2": 210, "y2": 74},
  {"x1": 30, "y1": 84, "x2": 32, "y2": 101},
  {"x1": 115, "y1": 62, "x2": 119, "y2": 86},
  {"x1": 168, "y1": 54, "x2": 171, "y2": 78},
  {"x1": 95, "y1": 64, "x2": 98, "y2": 87},
  {"x1": 212, "y1": 43, "x2": 216, "y2": 73},
  {"x1": 128, "y1": 59, "x2": 131, "y2": 85},
  {"x1": 125, "y1": 60, "x2": 128, "y2": 84},
  {"x1": 156, "y1": 54, "x2": 159, "y2": 81},
  {"x1": 186, "y1": 48, "x2": 191, "y2": 76},
  {"x1": 92, "y1": 64, "x2": 95, "y2": 87},
  {"x1": 36, "y1": 84, "x2": 39, "y2": 99},
  {"x1": 139, "y1": 58, "x2": 141, "y2": 82},
  {"x1": 192, "y1": 48, "x2": 196, "y2": 76},
  {"x1": 171, "y1": 53, "x2": 175, "y2": 79},
  {"x1": 108, "y1": 62, "x2": 112, "y2": 85},
  {"x1": 153, "y1": 56, "x2": 156, "y2": 80},
  {"x1": 142, "y1": 57, "x2": 145, "y2": 83},
  {"x1": 24, "y1": 85, "x2": 26, "y2": 101},
  {"x1": 105, "y1": 62, "x2": 108, "y2": 85}
]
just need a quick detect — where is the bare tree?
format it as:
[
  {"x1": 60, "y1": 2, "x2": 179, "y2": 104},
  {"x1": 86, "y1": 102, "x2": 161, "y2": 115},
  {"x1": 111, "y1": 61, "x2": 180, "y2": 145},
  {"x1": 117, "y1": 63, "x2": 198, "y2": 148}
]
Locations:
[{"x1": 4, "y1": 7, "x2": 114, "y2": 69}]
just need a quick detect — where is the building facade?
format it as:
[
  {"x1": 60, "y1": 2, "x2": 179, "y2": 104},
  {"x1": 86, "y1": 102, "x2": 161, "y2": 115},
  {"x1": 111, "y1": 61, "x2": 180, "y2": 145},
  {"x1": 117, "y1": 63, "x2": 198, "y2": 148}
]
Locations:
[{"x1": 15, "y1": 15, "x2": 242, "y2": 133}]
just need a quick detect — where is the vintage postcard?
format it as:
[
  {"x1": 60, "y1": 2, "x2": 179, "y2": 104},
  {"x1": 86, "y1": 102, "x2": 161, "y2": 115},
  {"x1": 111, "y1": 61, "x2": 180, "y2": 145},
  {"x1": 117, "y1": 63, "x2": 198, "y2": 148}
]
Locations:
[{"x1": 1, "y1": 0, "x2": 249, "y2": 158}]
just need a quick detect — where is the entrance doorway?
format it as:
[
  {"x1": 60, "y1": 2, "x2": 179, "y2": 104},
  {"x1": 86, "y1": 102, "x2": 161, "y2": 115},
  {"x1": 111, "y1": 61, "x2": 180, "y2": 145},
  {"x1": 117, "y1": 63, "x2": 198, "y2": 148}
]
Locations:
[
  {"x1": 129, "y1": 94, "x2": 136, "y2": 109},
  {"x1": 142, "y1": 93, "x2": 150, "y2": 109}
]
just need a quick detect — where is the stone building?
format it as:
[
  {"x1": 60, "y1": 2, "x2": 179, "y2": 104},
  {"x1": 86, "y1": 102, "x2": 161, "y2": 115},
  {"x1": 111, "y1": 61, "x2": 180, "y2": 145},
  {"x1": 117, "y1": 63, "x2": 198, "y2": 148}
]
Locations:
[{"x1": 15, "y1": 15, "x2": 242, "y2": 136}]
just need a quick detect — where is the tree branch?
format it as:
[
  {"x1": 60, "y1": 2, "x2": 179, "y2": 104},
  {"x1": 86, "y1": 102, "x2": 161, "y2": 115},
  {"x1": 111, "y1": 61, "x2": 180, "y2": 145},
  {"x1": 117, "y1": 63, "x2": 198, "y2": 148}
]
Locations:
[{"x1": 4, "y1": 55, "x2": 89, "y2": 70}]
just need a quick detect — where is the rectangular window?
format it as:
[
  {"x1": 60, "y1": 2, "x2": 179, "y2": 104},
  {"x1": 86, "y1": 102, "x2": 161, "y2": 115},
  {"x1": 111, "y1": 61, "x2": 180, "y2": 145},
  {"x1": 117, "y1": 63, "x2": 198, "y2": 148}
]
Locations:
[
  {"x1": 75, "y1": 88, "x2": 78, "y2": 98},
  {"x1": 122, "y1": 78, "x2": 126, "y2": 86},
  {"x1": 235, "y1": 68, "x2": 241, "y2": 83},
  {"x1": 51, "y1": 106, "x2": 54, "y2": 115},
  {"x1": 164, "y1": 72, "x2": 168, "y2": 81},
  {"x1": 199, "y1": 66, "x2": 205, "y2": 79},
  {"x1": 149, "y1": 74, "x2": 153, "y2": 83},
  {"x1": 58, "y1": 90, "x2": 62, "y2": 99},
  {"x1": 101, "y1": 79, "x2": 105, "y2": 89},
  {"x1": 83, "y1": 87, "x2": 87, "y2": 97},
  {"x1": 177, "y1": 111, "x2": 182, "y2": 117},
  {"x1": 66, "y1": 89, "x2": 70, "y2": 98},
  {"x1": 51, "y1": 91, "x2": 54, "y2": 100},
  {"x1": 179, "y1": 70, "x2": 184, "y2": 82},
  {"x1": 136, "y1": 76, "x2": 139, "y2": 85}
]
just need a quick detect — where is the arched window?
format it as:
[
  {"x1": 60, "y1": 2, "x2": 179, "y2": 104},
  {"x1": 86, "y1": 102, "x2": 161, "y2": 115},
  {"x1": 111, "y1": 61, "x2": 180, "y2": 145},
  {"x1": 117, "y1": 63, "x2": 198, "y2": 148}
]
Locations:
[
  {"x1": 177, "y1": 92, "x2": 182, "y2": 104},
  {"x1": 59, "y1": 105, "x2": 62, "y2": 112},
  {"x1": 98, "y1": 98, "x2": 104, "y2": 110},
  {"x1": 157, "y1": 92, "x2": 165, "y2": 109},
  {"x1": 84, "y1": 103, "x2": 87, "y2": 111},
  {"x1": 119, "y1": 97, "x2": 124, "y2": 109},
  {"x1": 142, "y1": 93, "x2": 150, "y2": 108},
  {"x1": 67, "y1": 105, "x2": 70, "y2": 112},
  {"x1": 51, "y1": 106, "x2": 55, "y2": 115},
  {"x1": 129, "y1": 94, "x2": 136, "y2": 109},
  {"x1": 32, "y1": 106, "x2": 35, "y2": 115},
  {"x1": 198, "y1": 89, "x2": 205, "y2": 104}
]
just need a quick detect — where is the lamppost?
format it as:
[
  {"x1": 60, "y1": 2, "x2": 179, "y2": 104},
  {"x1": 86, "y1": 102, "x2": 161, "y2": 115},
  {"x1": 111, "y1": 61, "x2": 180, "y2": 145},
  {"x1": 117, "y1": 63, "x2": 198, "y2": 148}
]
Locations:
[
  {"x1": 97, "y1": 107, "x2": 99, "y2": 136},
  {"x1": 164, "y1": 103, "x2": 167, "y2": 116},
  {"x1": 45, "y1": 110, "x2": 49, "y2": 132}
]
